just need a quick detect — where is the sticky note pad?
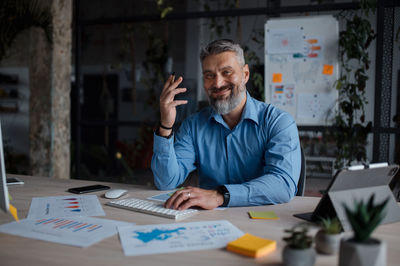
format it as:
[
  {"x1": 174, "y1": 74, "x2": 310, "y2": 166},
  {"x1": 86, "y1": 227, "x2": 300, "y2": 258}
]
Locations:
[
  {"x1": 322, "y1": 64, "x2": 334, "y2": 75},
  {"x1": 227, "y1": 233, "x2": 276, "y2": 258},
  {"x1": 272, "y1": 73, "x2": 282, "y2": 83},
  {"x1": 248, "y1": 211, "x2": 279, "y2": 220},
  {"x1": 9, "y1": 203, "x2": 19, "y2": 222}
]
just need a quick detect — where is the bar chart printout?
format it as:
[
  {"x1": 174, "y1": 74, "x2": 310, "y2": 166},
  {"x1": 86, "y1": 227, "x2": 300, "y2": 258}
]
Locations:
[
  {"x1": 27, "y1": 195, "x2": 105, "y2": 219},
  {"x1": 0, "y1": 217, "x2": 131, "y2": 247}
]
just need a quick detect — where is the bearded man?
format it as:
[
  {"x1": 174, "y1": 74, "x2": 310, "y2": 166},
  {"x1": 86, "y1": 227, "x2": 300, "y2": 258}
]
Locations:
[{"x1": 151, "y1": 39, "x2": 301, "y2": 210}]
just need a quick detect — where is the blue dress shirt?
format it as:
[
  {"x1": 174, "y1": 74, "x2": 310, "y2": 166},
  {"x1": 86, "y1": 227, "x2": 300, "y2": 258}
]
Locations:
[{"x1": 151, "y1": 92, "x2": 301, "y2": 206}]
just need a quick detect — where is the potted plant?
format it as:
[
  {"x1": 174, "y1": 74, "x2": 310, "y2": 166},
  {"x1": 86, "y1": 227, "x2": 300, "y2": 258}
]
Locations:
[
  {"x1": 282, "y1": 224, "x2": 316, "y2": 266},
  {"x1": 330, "y1": 0, "x2": 376, "y2": 169},
  {"x1": 315, "y1": 217, "x2": 342, "y2": 255},
  {"x1": 339, "y1": 194, "x2": 389, "y2": 266}
]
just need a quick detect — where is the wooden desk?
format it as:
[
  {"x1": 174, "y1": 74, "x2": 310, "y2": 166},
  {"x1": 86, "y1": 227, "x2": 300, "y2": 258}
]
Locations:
[{"x1": 1, "y1": 175, "x2": 399, "y2": 266}]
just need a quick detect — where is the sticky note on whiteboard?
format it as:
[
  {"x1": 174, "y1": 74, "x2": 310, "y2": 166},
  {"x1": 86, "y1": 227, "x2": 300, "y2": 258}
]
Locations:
[
  {"x1": 322, "y1": 64, "x2": 334, "y2": 75},
  {"x1": 272, "y1": 73, "x2": 282, "y2": 83}
]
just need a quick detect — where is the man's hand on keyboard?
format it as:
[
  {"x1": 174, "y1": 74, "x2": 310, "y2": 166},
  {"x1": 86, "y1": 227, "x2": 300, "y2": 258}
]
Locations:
[{"x1": 165, "y1": 186, "x2": 224, "y2": 210}]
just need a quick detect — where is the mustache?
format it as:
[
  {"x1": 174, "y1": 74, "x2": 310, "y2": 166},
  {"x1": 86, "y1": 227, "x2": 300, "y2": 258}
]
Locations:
[{"x1": 210, "y1": 84, "x2": 233, "y2": 93}]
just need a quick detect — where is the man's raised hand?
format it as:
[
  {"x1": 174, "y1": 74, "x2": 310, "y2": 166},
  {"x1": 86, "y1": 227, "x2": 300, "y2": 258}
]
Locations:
[{"x1": 158, "y1": 74, "x2": 188, "y2": 136}]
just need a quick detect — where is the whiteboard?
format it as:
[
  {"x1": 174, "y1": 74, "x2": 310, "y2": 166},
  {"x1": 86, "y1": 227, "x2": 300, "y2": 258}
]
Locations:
[{"x1": 264, "y1": 15, "x2": 339, "y2": 126}]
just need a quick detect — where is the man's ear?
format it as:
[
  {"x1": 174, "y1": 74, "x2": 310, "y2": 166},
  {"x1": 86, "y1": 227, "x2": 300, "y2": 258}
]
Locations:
[{"x1": 243, "y1": 64, "x2": 250, "y2": 83}]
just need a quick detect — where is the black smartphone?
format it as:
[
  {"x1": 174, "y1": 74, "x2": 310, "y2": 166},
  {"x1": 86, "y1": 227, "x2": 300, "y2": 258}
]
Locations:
[
  {"x1": 67, "y1": 184, "x2": 110, "y2": 194},
  {"x1": 6, "y1": 177, "x2": 24, "y2": 185}
]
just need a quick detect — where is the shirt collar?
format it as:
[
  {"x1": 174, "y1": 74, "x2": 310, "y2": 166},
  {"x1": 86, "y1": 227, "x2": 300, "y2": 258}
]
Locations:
[
  {"x1": 208, "y1": 91, "x2": 259, "y2": 126},
  {"x1": 241, "y1": 91, "x2": 259, "y2": 125}
]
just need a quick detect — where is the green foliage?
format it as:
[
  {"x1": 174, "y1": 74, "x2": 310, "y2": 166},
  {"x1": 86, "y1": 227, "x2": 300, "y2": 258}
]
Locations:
[
  {"x1": 319, "y1": 217, "x2": 342, "y2": 235},
  {"x1": 203, "y1": 1, "x2": 234, "y2": 38},
  {"x1": 0, "y1": 0, "x2": 52, "y2": 61},
  {"x1": 283, "y1": 224, "x2": 313, "y2": 249},
  {"x1": 331, "y1": 0, "x2": 376, "y2": 169},
  {"x1": 343, "y1": 194, "x2": 389, "y2": 243},
  {"x1": 202, "y1": 0, "x2": 265, "y2": 102},
  {"x1": 243, "y1": 28, "x2": 265, "y2": 102},
  {"x1": 141, "y1": 25, "x2": 169, "y2": 109},
  {"x1": 156, "y1": 0, "x2": 174, "y2": 19}
]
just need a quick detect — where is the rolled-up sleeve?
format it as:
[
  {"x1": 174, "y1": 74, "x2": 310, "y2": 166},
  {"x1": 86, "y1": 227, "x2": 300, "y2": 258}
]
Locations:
[{"x1": 151, "y1": 121, "x2": 197, "y2": 190}]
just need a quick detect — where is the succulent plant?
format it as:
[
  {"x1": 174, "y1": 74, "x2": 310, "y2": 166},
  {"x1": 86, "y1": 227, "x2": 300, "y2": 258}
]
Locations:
[
  {"x1": 343, "y1": 194, "x2": 389, "y2": 242},
  {"x1": 283, "y1": 224, "x2": 313, "y2": 249},
  {"x1": 319, "y1": 217, "x2": 342, "y2": 235}
]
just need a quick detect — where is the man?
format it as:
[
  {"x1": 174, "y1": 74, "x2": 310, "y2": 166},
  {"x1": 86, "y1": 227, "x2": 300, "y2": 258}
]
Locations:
[{"x1": 151, "y1": 39, "x2": 301, "y2": 210}]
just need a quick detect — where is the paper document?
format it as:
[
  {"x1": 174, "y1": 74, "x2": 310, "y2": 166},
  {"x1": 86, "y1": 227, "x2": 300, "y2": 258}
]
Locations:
[
  {"x1": 297, "y1": 92, "x2": 336, "y2": 121},
  {"x1": 27, "y1": 195, "x2": 105, "y2": 219},
  {"x1": 0, "y1": 217, "x2": 132, "y2": 247},
  {"x1": 147, "y1": 191, "x2": 176, "y2": 202},
  {"x1": 266, "y1": 28, "x2": 305, "y2": 55},
  {"x1": 118, "y1": 220, "x2": 244, "y2": 256}
]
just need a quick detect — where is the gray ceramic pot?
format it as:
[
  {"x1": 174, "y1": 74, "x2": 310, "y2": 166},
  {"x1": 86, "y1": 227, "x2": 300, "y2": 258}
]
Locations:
[
  {"x1": 339, "y1": 238, "x2": 386, "y2": 266},
  {"x1": 315, "y1": 229, "x2": 342, "y2": 255},
  {"x1": 282, "y1": 246, "x2": 316, "y2": 266}
]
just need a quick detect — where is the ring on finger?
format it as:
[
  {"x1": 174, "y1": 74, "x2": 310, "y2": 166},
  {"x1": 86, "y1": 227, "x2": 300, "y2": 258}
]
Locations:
[{"x1": 187, "y1": 192, "x2": 191, "y2": 199}]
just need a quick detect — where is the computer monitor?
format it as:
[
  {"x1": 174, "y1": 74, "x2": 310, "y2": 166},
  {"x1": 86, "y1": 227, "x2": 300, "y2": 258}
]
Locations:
[
  {"x1": 0, "y1": 121, "x2": 9, "y2": 213},
  {"x1": 294, "y1": 164, "x2": 400, "y2": 231}
]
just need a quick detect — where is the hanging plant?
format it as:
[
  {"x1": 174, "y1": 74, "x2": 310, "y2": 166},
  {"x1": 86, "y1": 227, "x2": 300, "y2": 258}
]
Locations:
[{"x1": 332, "y1": 0, "x2": 376, "y2": 169}]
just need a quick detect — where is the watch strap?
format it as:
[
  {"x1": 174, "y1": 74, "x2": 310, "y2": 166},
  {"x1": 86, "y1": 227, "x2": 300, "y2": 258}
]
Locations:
[
  {"x1": 155, "y1": 127, "x2": 173, "y2": 139},
  {"x1": 217, "y1": 185, "x2": 230, "y2": 207}
]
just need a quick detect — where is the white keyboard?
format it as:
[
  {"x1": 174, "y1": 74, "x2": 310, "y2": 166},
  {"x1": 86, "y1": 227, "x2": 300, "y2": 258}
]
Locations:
[{"x1": 106, "y1": 198, "x2": 199, "y2": 221}]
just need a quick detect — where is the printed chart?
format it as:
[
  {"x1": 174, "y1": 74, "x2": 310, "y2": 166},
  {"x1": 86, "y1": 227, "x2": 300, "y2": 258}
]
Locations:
[
  {"x1": 27, "y1": 195, "x2": 105, "y2": 219},
  {"x1": 0, "y1": 217, "x2": 131, "y2": 247},
  {"x1": 265, "y1": 15, "x2": 339, "y2": 125},
  {"x1": 118, "y1": 220, "x2": 244, "y2": 256}
]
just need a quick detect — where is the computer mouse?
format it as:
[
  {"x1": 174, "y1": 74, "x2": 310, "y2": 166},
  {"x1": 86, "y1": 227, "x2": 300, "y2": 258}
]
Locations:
[{"x1": 104, "y1": 189, "x2": 128, "y2": 199}]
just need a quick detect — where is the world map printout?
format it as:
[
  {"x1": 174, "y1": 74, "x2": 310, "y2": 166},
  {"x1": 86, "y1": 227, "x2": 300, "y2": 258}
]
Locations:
[{"x1": 118, "y1": 220, "x2": 244, "y2": 256}]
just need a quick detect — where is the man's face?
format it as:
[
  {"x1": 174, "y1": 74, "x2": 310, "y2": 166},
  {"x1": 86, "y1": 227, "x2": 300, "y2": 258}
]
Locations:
[{"x1": 202, "y1": 51, "x2": 249, "y2": 115}]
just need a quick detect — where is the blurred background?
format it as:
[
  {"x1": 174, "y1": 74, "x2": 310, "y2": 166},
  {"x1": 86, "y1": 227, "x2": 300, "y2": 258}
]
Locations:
[{"x1": 1, "y1": 0, "x2": 399, "y2": 196}]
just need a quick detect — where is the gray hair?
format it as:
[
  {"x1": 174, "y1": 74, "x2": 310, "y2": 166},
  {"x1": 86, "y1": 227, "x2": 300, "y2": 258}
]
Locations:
[{"x1": 200, "y1": 39, "x2": 245, "y2": 66}]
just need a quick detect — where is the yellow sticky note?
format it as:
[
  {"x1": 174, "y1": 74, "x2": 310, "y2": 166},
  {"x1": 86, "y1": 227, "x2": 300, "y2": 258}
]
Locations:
[
  {"x1": 322, "y1": 64, "x2": 334, "y2": 75},
  {"x1": 272, "y1": 73, "x2": 282, "y2": 83},
  {"x1": 227, "y1": 233, "x2": 276, "y2": 258},
  {"x1": 248, "y1": 211, "x2": 279, "y2": 220},
  {"x1": 9, "y1": 203, "x2": 19, "y2": 222}
]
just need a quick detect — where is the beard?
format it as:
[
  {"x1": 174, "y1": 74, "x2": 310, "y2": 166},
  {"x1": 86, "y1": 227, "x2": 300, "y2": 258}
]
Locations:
[{"x1": 207, "y1": 82, "x2": 246, "y2": 115}]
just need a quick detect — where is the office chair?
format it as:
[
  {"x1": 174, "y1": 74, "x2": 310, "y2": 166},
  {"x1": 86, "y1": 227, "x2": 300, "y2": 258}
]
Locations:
[{"x1": 296, "y1": 146, "x2": 306, "y2": 196}]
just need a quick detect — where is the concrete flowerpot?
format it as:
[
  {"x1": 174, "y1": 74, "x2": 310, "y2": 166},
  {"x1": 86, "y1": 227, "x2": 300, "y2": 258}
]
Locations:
[
  {"x1": 282, "y1": 246, "x2": 316, "y2": 266},
  {"x1": 339, "y1": 238, "x2": 386, "y2": 266},
  {"x1": 315, "y1": 229, "x2": 342, "y2": 255}
]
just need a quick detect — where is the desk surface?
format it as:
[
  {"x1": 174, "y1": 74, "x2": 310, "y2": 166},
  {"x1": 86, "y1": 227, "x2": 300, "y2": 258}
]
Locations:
[{"x1": 1, "y1": 175, "x2": 400, "y2": 266}]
